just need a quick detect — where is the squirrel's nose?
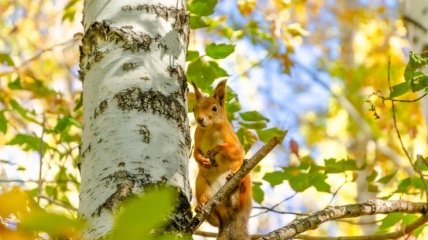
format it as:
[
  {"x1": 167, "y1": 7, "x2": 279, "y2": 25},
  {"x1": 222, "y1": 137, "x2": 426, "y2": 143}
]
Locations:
[{"x1": 197, "y1": 117, "x2": 204, "y2": 125}]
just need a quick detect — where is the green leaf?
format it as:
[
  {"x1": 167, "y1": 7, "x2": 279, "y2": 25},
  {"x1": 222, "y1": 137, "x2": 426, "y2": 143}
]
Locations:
[
  {"x1": 377, "y1": 170, "x2": 398, "y2": 184},
  {"x1": 9, "y1": 99, "x2": 38, "y2": 123},
  {"x1": 252, "y1": 182, "x2": 264, "y2": 204},
  {"x1": 189, "y1": 15, "x2": 209, "y2": 29},
  {"x1": 289, "y1": 173, "x2": 311, "y2": 192},
  {"x1": 0, "y1": 111, "x2": 7, "y2": 134},
  {"x1": 379, "y1": 213, "x2": 402, "y2": 230},
  {"x1": 311, "y1": 173, "x2": 331, "y2": 193},
  {"x1": 367, "y1": 183, "x2": 379, "y2": 192},
  {"x1": 21, "y1": 210, "x2": 84, "y2": 237},
  {"x1": 239, "y1": 111, "x2": 269, "y2": 122},
  {"x1": 186, "y1": 50, "x2": 200, "y2": 62},
  {"x1": 396, "y1": 177, "x2": 426, "y2": 193},
  {"x1": 256, "y1": 128, "x2": 287, "y2": 143},
  {"x1": 111, "y1": 187, "x2": 176, "y2": 240},
  {"x1": 62, "y1": 0, "x2": 79, "y2": 22},
  {"x1": 54, "y1": 116, "x2": 81, "y2": 133},
  {"x1": 403, "y1": 52, "x2": 428, "y2": 93},
  {"x1": 236, "y1": 127, "x2": 257, "y2": 152},
  {"x1": 187, "y1": 58, "x2": 228, "y2": 92},
  {"x1": 0, "y1": 52, "x2": 14, "y2": 66},
  {"x1": 415, "y1": 155, "x2": 428, "y2": 171},
  {"x1": 188, "y1": 0, "x2": 217, "y2": 16},
  {"x1": 263, "y1": 171, "x2": 286, "y2": 187},
  {"x1": 324, "y1": 158, "x2": 358, "y2": 173},
  {"x1": 8, "y1": 77, "x2": 22, "y2": 89},
  {"x1": 239, "y1": 121, "x2": 267, "y2": 129},
  {"x1": 205, "y1": 43, "x2": 235, "y2": 59},
  {"x1": 390, "y1": 82, "x2": 410, "y2": 98},
  {"x1": 7, "y1": 134, "x2": 49, "y2": 151},
  {"x1": 366, "y1": 170, "x2": 378, "y2": 182}
]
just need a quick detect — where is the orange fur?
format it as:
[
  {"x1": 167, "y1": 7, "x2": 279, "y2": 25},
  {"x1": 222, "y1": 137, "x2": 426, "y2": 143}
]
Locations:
[{"x1": 192, "y1": 80, "x2": 252, "y2": 240}]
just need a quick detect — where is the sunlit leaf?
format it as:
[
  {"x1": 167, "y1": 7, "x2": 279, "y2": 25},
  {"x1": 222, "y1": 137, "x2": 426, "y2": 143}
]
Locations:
[
  {"x1": 186, "y1": 50, "x2": 200, "y2": 62},
  {"x1": 0, "y1": 187, "x2": 30, "y2": 218},
  {"x1": 0, "y1": 52, "x2": 14, "y2": 66},
  {"x1": 311, "y1": 173, "x2": 330, "y2": 193},
  {"x1": 377, "y1": 170, "x2": 398, "y2": 184},
  {"x1": 366, "y1": 170, "x2": 378, "y2": 182},
  {"x1": 111, "y1": 187, "x2": 177, "y2": 240},
  {"x1": 263, "y1": 171, "x2": 287, "y2": 187},
  {"x1": 189, "y1": 15, "x2": 208, "y2": 29},
  {"x1": 188, "y1": 0, "x2": 217, "y2": 16},
  {"x1": 206, "y1": 43, "x2": 235, "y2": 59},
  {"x1": 239, "y1": 121, "x2": 267, "y2": 129},
  {"x1": 379, "y1": 212, "x2": 402, "y2": 230},
  {"x1": 239, "y1": 111, "x2": 269, "y2": 122},
  {"x1": 21, "y1": 210, "x2": 84, "y2": 238},
  {"x1": 252, "y1": 182, "x2": 264, "y2": 204},
  {"x1": 187, "y1": 58, "x2": 228, "y2": 92},
  {"x1": 324, "y1": 158, "x2": 358, "y2": 173},
  {"x1": 0, "y1": 110, "x2": 7, "y2": 134},
  {"x1": 390, "y1": 82, "x2": 410, "y2": 98},
  {"x1": 8, "y1": 77, "x2": 22, "y2": 89},
  {"x1": 7, "y1": 134, "x2": 49, "y2": 152},
  {"x1": 256, "y1": 128, "x2": 287, "y2": 143}
]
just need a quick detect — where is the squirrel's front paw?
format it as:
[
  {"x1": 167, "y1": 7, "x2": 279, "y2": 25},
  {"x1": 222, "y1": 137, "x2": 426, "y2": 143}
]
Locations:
[
  {"x1": 226, "y1": 171, "x2": 235, "y2": 181},
  {"x1": 195, "y1": 203, "x2": 205, "y2": 213}
]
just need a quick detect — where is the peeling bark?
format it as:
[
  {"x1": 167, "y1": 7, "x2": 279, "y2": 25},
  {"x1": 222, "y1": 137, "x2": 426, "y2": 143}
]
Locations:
[{"x1": 78, "y1": 0, "x2": 191, "y2": 239}]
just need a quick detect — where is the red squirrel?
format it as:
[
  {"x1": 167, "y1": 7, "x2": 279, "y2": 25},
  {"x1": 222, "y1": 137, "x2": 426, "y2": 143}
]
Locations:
[{"x1": 192, "y1": 80, "x2": 252, "y2": 240}]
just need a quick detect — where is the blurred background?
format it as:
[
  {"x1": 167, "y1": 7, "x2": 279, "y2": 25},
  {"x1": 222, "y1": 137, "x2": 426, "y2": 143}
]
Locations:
[{"x1": 1, "y1": 0, "x2": 427, "y2": 239}]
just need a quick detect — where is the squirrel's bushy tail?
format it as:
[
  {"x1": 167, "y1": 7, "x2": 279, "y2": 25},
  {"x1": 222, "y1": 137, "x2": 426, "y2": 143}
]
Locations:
[{"x1": 217, "y1": 199, "x2": 251, "y2": 240}]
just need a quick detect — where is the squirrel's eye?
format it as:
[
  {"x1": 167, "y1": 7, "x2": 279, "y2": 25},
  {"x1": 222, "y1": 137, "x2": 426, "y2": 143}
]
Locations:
[{"x1": 212, "y1": 106, "x2": 217, "y2": 112}]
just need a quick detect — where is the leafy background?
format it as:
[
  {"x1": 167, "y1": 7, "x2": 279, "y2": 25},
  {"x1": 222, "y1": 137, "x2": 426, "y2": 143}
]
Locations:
[{"x1": 1, "y1": 0, "x2": 428, "y2": 239}]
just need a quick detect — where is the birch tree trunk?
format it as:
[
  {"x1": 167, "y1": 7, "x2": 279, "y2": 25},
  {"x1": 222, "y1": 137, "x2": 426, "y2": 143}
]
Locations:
[
  {"x1": 403, "y1": 0, "x2": 428, "y2": 140},
  {"x1": 78, "y1": 0, "x2": 191, "y2": 238}
]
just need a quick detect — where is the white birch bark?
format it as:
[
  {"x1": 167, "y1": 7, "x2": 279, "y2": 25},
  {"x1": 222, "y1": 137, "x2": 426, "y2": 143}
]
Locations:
[
  {"x1": 403, "y1": 0, "x2": 428, "y2": 140},
  {"x1": 78, "y1": 0, "x2": 191, "y2": 239}
]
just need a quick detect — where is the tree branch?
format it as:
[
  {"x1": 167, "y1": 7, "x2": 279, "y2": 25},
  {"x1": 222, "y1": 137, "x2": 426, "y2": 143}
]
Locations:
[
  {"x1": 185, "y1": 136, "x2": 284, "y2": 233},
  {"x1": 258, "y1": 199, "x2": 428, "y2": 240}
]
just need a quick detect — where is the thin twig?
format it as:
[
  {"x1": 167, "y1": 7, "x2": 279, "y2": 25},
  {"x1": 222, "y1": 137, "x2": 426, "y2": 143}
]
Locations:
[
  {"x1": 186, "y1": 137, "x2": 284, "y2": 233},
  {"x1": 252, "y1": 206, "x2": 307, "y2": 217},
  {"x1": 37, "y1": 115, "x2": 46, "y2": 204},
  {"x1": 377, "y1": 92, "x2": 427, "y2": 103},
  {"x1": 0, "y1": 37, "x2": 79, "y2": 77},
  {"x1": 38, "y1": 195, "x2": 78, "y2": 212},
  {"x1": 325, "y1": 180, "x2": 348, "y2": 207},
  {"x1": 386, "y1": 58, "x2": 428, "y2": 203},
  {"x1": 251, "y1": 193, "x2": 299, "y2": 218}
]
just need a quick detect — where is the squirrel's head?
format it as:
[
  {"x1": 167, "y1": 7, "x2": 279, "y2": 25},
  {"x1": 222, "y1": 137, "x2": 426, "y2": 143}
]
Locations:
[{"x1": 191, "y1": 80, "x2": 227, "y2": 129}]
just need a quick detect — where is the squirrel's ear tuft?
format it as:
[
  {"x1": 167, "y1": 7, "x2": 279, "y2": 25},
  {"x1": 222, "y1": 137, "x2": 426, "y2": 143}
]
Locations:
[
  {"x1": 191, "y1": 82, "x2": 202, "y2": 100},
  {"x1": 214, "y1": 80, "x2": 227, "y2": 106}
]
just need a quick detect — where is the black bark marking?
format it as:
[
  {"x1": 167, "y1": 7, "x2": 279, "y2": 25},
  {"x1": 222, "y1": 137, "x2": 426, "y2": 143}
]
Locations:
[
  {"x1": 166, "y1": 190, "x2": 192, "y2": 231},
  {"x1": 94, "y1": 99, "x2": 108, "y2": 119},
  {"x1": 122, "y1": 62, "x2": 137, "y2": 71},
  {"x1": 114, "y1": 87, "x2": 191, "y2": 145},
  {"x1": 140, "y1": 76, "x2": 150, "y2": 81},
  {"x1": 166, "y1": 65, "x2": 187, "y2": 99},
  {"x1": 135, "y1": 167, "x2": 153, "y2": 187},
  {"x1": 121, "y1": 5, "x2": 132, "y2": 12},
  {"x1": 97, "y1": 138, "x2": 103, "y2": 143},
  {"x1": 138, "y1": 124, "x2": 150, "y2": 144},
  {"x1": 81, "y1": 144, "x2": 92, "y2": 158},
  {"x1": 80, "y1": 21, "x2": 161, "y2": 78},
  {"x1": 92, "y1": 170, "x2": 138, "y2": 216},
  {"x1": 118, "y1": 162, "x2": 125, "y2": 167}
]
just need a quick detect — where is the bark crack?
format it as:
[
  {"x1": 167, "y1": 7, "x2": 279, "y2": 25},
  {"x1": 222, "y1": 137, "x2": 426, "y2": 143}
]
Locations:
[{"x1": 114, "y1": 87, "x2": 191, "y2": 145}]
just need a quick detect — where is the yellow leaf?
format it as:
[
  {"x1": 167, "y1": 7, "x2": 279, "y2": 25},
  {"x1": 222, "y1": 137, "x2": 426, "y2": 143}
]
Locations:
[
  {"x1": 0, "y1": 187, "x2": 30, "y2": 218},
  {"x1": 238, "y1": 0, "x2": 256, "y2": 15}
]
